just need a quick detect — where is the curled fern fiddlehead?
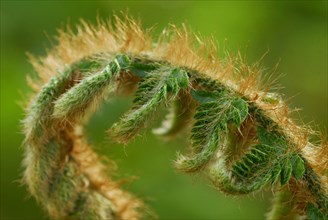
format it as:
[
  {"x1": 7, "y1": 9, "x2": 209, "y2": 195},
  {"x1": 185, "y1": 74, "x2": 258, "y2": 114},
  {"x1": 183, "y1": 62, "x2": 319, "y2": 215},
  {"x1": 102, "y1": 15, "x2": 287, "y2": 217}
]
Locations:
[{"x1": 22, "y1": 15, "x2": 327, "y2": 220}]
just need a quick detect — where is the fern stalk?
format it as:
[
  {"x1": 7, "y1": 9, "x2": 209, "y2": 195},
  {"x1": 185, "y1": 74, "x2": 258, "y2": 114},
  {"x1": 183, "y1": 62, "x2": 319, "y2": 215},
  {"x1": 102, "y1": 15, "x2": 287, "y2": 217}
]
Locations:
[{"x1": 22, "y1": 15, "x2": 327, "y2": 220}]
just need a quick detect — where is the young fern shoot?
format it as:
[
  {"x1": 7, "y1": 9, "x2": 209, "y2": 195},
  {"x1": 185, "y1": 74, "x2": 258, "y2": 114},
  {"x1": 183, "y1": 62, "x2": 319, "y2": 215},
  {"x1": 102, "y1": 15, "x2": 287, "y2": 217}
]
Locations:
[{"x1": 22, "y1": 15, "x2": 328, "y2": 220}]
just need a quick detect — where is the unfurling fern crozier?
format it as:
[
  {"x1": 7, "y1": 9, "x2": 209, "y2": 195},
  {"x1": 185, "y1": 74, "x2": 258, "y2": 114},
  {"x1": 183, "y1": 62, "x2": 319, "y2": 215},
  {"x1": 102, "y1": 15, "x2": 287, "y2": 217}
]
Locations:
[{"x1": 22, "y1": 16, "x2": 328, "y2": 220}]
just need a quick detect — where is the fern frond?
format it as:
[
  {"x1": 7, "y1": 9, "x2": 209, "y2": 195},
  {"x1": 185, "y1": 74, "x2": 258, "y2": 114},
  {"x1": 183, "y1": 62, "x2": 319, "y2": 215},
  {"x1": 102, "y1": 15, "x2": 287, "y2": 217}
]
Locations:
[
  {"x1": 152, "y1": 90, "x2": 195, "y2": 139},
  {"x1": 53, "y1": 55, "x2": 129, "y2": 120},
  {"x1": 22, "y1": 15, "x2": 327, "y2": 220},
  {"x1": 110, "y1": 67, "x2": 189, "y2": 143},
  {"x1": 175, "y1": 90, "x2": 248, "y2": 172}
]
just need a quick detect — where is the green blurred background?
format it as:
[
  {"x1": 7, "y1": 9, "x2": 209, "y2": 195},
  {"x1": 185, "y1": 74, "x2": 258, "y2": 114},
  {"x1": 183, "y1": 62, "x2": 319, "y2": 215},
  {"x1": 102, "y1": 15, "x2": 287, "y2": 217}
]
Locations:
[{"x1": 1, "y1": 1, "x2": 327, "y2": 219}]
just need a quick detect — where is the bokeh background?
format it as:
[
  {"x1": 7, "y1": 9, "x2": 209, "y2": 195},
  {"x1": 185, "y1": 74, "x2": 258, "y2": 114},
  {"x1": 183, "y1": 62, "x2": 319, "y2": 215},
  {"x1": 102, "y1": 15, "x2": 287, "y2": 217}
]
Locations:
[{"x1": 1, "y1": 1, "x2": 327, "y2": 219}]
